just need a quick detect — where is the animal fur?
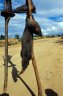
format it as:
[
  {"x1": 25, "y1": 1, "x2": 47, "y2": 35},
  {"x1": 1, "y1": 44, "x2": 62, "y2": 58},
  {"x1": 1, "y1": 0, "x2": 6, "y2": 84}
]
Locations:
[
  {"x1": 20, "y1": 15, "x2": 42, "y2": 74},
  {"x1": 26, "y1": 15, "x2": 42, "y2": 36},
  {"x1": 20, "y1": 21, "x2": 33, "y2": 74}
]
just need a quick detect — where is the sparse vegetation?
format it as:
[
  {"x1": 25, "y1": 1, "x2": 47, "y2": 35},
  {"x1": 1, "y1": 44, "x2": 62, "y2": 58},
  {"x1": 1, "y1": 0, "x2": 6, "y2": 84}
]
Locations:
[
  {"x1": 15, "y1": 34, "x2": 20, "y2": 40},
  {"x1": 61, "y1": 34, "x2": 63, "y2": 39},
  {"x1": 0, "y1": 34, "x2": 63, "y2": 47},
  {"x1": 0, "y1": 35, "x2": 5, "y2": 40},
  {"x1": 61, "y1": 36, "x2": 63, "y2": 39},
  {"x1": 0, "y1": 38, "x2": 20, "y2": 47}
]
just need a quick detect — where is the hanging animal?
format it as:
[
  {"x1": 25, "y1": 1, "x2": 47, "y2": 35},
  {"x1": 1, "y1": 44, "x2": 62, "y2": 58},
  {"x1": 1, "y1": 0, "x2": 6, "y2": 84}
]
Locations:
[{"x1": 19, "y1": 14, "x2": 42, "y2": 74}]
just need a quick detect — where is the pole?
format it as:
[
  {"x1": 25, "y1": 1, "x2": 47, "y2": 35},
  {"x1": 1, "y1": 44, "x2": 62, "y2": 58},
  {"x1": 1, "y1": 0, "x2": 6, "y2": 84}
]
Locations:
[
  {"x1": 3, "y1": 17, "x2": 10, "y2": 93},
  {"x1": 32, "y1": 46, "x2": 42, "y2": 96},
  {"x1": 26, "y1": 0, "x2": 33, "y2": 19},
  {"x1": 26, "y1": 0, "x2": 42, "y2": 95},
  {"x1": 1, "y1": 0, "x2": 15, "y2": 93}
]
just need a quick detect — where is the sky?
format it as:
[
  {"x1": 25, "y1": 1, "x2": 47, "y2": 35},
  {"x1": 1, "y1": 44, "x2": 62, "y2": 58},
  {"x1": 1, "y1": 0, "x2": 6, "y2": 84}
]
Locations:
[{"x1": 0, "y1": 0, "x2": 63, "y2": 37}]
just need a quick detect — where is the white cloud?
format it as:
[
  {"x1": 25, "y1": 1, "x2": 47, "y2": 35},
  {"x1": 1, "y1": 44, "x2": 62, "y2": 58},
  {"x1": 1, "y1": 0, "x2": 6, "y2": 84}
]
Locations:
[
  {"x1": 12, "y1": 14, "x2": 26, "y2": 20},
  {"x1": 37, "y1": 8, "x2": 63, "y2": 18},
  {"x1": 0, "y1": 0, "x2": 63, "y2": 36},
  {"x1": 59, "y1": 22, "x2": 63, "y2": 27}
]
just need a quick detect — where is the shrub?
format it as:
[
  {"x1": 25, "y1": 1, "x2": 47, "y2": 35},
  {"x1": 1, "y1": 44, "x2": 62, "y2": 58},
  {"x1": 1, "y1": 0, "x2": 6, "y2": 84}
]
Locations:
[
  {"x1": 15, "y1": 35, "x2": 20, "y2": 40},
  {"x1": 0, "y1": 35, "x2": 5, "y2": 40}
]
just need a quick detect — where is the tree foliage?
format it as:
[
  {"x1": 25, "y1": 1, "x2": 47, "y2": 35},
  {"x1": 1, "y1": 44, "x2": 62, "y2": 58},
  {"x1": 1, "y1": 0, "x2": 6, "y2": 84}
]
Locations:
[{"x1": 15, "y1": 34, "x2": 19, "y2": 39}]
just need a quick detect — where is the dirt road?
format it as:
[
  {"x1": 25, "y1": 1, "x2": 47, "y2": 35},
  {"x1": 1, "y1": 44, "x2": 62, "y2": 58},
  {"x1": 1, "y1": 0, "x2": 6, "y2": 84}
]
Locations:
[{"x1": 0, "y1": 37, "x2": 63, "y2": 96}]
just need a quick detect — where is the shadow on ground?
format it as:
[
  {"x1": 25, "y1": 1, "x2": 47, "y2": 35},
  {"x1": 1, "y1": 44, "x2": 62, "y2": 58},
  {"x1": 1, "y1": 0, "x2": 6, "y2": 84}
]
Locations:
[
  {"x1": 0, "y1": 93, "x2": 9, "y2": 96},
  {"x1": 7, "y1": 55, "x2": 36, "y2": 96},
  {"x1": 45, "y1": 89, "x2": 58, "y2": 96}
]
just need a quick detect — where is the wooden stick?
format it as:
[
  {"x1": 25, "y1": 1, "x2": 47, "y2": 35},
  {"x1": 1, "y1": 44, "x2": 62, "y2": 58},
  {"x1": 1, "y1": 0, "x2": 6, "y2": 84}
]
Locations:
[
  {"x1": 2, "y1": 0, "x2": 15, "y2": 93},
  {"x1": 3, "y1": 17, "x2": 10, "y2": 93},
  {"x1": 26, "y1": 0, "x2": 33, "y2": 19},
  {"x1": 32, "y1": 44, "x2": 42, "y2": 96},
  {"x1": 26, "y1": 0, "x2": 42, "y2": 95}
]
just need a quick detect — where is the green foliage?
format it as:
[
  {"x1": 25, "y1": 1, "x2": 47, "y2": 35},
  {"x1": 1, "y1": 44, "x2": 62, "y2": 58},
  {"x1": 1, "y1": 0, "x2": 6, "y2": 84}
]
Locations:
[
  {"x1": 0, "y1": 35, "x2": 5, "y2": 40},
  {"x1": 15, "y1": 34, "x2": 20, "y2": 40}
]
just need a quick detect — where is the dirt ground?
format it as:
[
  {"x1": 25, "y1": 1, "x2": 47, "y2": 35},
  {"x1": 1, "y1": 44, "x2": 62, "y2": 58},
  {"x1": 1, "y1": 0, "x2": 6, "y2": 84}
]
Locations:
[{"x1": 0, "y1": 37, "x2": 63, "y2": 96}]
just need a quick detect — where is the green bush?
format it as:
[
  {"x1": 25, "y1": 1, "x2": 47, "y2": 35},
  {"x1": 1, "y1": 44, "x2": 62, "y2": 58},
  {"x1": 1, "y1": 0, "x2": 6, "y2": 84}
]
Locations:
[
  {"x1": 0, "y1": 35, "x2": 5, "y2": 40},
  {"x1": 15, "y1": 35, "x2": 20, "y2": 40}
]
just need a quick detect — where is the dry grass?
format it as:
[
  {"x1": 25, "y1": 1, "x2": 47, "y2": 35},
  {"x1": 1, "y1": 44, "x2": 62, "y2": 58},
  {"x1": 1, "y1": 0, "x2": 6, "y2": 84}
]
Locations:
[{"x1": 0, "y1": 38, "x2": 20, "y2": 47}]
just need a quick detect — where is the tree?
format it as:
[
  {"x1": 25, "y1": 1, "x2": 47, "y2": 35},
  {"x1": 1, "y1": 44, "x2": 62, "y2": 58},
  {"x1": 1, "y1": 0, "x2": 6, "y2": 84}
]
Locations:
[
  {"x1": 0, "y1": 35, "x2": 5, "y2": 40},
  {"x1": 15, "y1": 34, "x2": 19, "y2": 39}
]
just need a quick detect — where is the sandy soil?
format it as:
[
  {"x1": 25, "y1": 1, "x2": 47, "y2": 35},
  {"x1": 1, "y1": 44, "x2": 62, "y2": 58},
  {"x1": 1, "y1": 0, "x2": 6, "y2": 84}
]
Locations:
[{"x1": 0, "y1": 37, "x2": 63, "y2": 96}]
